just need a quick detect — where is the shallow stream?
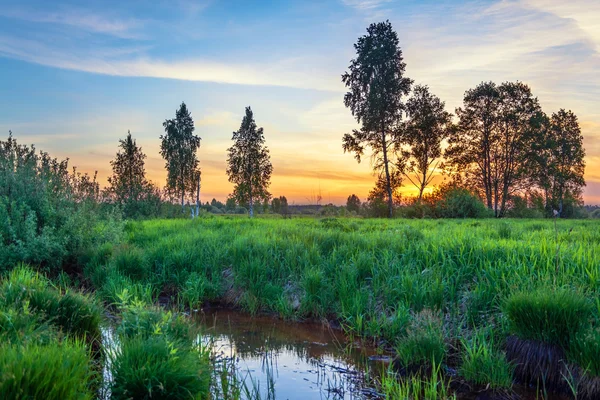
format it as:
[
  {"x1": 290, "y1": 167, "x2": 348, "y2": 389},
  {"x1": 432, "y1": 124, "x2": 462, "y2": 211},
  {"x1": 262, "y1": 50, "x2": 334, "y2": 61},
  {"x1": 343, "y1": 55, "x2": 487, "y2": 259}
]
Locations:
[{"x1": 197, "y1": 308, "x2": 391, "y2": 399}]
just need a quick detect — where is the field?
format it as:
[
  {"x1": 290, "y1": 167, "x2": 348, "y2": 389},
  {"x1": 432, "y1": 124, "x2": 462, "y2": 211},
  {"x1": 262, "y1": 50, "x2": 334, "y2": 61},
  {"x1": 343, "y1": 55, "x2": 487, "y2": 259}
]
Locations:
[{"x1": 2, "y1": 216, "x2": 600, "y2": 399}]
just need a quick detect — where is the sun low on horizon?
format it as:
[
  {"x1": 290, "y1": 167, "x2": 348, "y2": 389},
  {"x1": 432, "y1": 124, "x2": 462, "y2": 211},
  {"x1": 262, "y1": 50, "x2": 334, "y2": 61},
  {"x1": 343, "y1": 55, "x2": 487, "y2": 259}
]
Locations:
[{"x1": 1, "y1": 0, "x2": 599, "y2": 205}]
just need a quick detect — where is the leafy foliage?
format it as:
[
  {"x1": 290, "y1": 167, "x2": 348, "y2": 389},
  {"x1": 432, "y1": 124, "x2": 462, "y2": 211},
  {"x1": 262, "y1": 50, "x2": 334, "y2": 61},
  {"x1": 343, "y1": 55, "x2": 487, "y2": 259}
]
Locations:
[
  {"x1": 226, "y1": 107, "x2": 273, "y2": 217},
  {"x1": 160, "y1": 102, "x2": 201, "y2": 210},
  {"x1": 0, "y1": 133, "x2": 121, "y2": 272},
  {"x1": 342, "y1": 20, "x2": 412, "y2": 218}
]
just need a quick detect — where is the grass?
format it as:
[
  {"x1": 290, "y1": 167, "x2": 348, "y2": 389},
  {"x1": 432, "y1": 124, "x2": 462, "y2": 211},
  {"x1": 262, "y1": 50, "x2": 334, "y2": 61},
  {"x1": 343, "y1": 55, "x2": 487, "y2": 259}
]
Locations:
[
  {"x1": 503, "y1": 288, "x2": 594, "y2": 348},
  {"x1": 0, "y1": 341, "x2": 94, "y2": 400},
  {"x1": 109, "y1": 336, "x2": 211, "y2": 400},
  {"x1": 395, "y1": 310, "x2": 446, "y2": 370},
  {"x1": 2, "y1": 217, "x2": 600, "y2": 398},
  {"x1": 81, "y1": 216, "x2": 600, "y2": 396},
  {"x1": 459, "y1": 330, "x2": 513, "y2": 389}
]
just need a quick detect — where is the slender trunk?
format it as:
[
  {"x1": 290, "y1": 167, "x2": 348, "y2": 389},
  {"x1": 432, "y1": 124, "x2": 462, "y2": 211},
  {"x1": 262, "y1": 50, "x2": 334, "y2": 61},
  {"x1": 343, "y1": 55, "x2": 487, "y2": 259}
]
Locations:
[
  {"x1": 195, "y1": 172, "x2": 200, "y2": 218},
  {"x1": 180, "y1": 166, "x2": 185, "y2": 212},
  {"x1": 381, "y1": 127, "x2": 393, "y2": 219}
]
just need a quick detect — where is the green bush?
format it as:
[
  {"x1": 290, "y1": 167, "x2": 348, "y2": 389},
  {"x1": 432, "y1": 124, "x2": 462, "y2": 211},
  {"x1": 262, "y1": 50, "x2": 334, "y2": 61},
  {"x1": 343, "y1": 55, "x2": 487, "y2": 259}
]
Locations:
[
  {"x1": 117, "y1": 304, "x2": 193, "y2": 344},
  {"x1": 0, "y1": 134, "x2": 122, "y2": 273},
  {"x1": 0, "y1": 341, "x2": 93, "y2": 400},
  {"x1": 109, "y1": 336, "x2": 210, "y2": 400},
  {"x1": 435, "y1": 187, "x2": 491, "y2": 218},
  {"x1": 503, "y1": 289, "x2": 593, "y2": 348}
]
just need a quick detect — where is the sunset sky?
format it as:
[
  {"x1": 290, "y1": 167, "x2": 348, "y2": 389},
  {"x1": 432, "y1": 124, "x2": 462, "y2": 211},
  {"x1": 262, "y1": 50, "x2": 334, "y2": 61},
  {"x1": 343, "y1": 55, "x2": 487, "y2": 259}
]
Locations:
[{"x1": 0, "y1": 0, "x2": 599, "y2": 205}]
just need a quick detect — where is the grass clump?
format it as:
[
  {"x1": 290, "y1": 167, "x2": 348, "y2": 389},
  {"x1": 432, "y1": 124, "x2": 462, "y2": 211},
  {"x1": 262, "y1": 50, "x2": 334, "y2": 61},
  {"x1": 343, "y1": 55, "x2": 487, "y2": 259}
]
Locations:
[
  {"x1": 395, "y1": 310, "x2": 446, "y2": 370},
  {"x1": 109, "y1": 336, "x2": 210, "y2": 400},
  {"x1": 381, "y1": 364, "x2": 456, "y2": 400},
  {"x1": 503, "y1": 288, "x2": 593, "y2": 348},
  {"x1": 460, "y1": 331, "x2": 513, "y2": 389},
  {"x1": 110, "y1": 294, "x2": 210, "y2": 400},
  {"x1": 0, "y1": 341, "x2": 93, "y2": 400},
  {"x1": 0, "y1": 265, "x2": 101, "y2": 341}
]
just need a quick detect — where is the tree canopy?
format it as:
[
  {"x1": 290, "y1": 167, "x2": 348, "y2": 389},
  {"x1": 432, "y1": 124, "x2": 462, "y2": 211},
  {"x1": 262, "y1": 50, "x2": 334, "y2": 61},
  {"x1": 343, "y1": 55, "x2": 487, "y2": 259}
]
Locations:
[
  {"x1": 226, "y1": 107, "x2": 273, "y2": 217},
  {"x1": 342, "y1": 20, "x2": 412, "y2": 218}
]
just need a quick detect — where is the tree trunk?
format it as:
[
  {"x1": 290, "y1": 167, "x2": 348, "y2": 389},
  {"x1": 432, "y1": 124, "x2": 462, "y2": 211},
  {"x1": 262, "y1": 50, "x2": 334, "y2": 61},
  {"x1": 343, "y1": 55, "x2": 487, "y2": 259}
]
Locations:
[
  {"x1": 195, "y1": 172, "x2": 200, "y2": 218},
  {"x1": 381, "y1": 127, "x2": 393, "y2": 219}
]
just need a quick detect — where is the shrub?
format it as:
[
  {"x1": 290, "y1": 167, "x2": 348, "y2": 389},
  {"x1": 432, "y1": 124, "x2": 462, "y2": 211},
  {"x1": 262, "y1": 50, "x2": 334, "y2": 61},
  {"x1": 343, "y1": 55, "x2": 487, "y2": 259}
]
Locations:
[
  {"x1": 109, "y1": 336, "x2": 210, "y2": 400},
  {"x1": 116, "y1": 301, "x2": 193, "y2": 344},
  {"x1": 460, "y1": 332, "x2": 513, "y2": 389},
  {"x1": 503, "y1": 289, "x2": 593, "y2": 349},
  {"x1": 0, "y1": 134, "x2": 122, "y2": 273},
  {"x1": 0, "y1": 341, "x2": 93, "y2": 400},
  {"x1": 435, "y1": 187, "x2": 491, "y2": 218}
]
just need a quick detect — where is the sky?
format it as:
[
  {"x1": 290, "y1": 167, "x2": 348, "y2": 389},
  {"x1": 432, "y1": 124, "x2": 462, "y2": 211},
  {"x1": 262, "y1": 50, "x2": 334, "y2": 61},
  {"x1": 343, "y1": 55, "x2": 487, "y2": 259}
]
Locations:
[{"x1": 0, "y1": 0, "x2": 599, "y2": 205}]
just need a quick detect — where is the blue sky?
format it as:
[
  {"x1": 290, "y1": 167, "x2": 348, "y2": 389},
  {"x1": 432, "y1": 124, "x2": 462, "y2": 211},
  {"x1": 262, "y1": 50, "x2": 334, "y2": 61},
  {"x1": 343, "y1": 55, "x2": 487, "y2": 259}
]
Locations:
[{"x1": 1, "y1": 0, "x2": 599, "y2": 204}]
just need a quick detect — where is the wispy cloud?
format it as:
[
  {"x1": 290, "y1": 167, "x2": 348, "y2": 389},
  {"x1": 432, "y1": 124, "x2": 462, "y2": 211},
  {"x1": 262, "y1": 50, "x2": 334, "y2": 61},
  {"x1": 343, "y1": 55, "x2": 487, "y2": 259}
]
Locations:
[
  {"x1": 341, "y1": 0, "x2": 391, "y2": 10},
  {"x1": 0, "y1": 36, "x2": 343, "y2": 91},
  {"x1": 0, "y1": 7, "x2": 145, "y2": 39}
]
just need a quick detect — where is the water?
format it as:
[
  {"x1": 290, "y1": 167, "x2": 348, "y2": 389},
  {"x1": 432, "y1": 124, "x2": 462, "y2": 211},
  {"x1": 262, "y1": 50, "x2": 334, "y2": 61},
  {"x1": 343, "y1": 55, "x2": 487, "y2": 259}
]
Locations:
[{"x1": 196, "y1": 308, "x2": 391, "y2": 399}]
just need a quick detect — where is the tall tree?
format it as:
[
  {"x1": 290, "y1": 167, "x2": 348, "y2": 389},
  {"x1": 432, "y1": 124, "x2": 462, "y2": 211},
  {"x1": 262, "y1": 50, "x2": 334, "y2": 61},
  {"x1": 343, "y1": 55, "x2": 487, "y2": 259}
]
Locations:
[
  {"x1": 401, "y1": 85, "x2": 452, "y2": 200},
  {"x1": 342, "y1": 20, "x2": 412, "y2": 218},
  {"x1": 445, "y1": 81, "x2": 542, "y2": 217},
  {"x1": 160, "y1": 102, "x2": 201, "y2": 212},
  {"x1": 226, "y1": 107, "x2": 273, "y2": 218},
  {"x1": 531, "y1": 109, "x2": 585, "y2": 217},
  {"x1": 107, "y1": 131, "x2": 147, "y2": 209}
]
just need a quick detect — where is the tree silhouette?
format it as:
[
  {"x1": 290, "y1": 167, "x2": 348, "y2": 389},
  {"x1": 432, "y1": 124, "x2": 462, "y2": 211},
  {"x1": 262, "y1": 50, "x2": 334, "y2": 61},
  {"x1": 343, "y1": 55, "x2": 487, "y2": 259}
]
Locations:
[
  {"x1": 342, "y1": 20, "x2": 412, "y2": 218},
  {"x1": 532, "y1": 109, "x2": 585, "y2": 217},
  {"x1": 226, "y1": 107, "x2": 273, "y2": 218},
  {"x1": 346, "y1": 194, "x2": 361, "y2": 213},
  {"x1": 401, "y1": 85, "x2": 452, "y2": 200},
  {"x1": 160, "y1": 102, "x2": 201, "y2": 212},
  {"x1": 446, "y1": 81, "x2": 542, "y2": 217}
]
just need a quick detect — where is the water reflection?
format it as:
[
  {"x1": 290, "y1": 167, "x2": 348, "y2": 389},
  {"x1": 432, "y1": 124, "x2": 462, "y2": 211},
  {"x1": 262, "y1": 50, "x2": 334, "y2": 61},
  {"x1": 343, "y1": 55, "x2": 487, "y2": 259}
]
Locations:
[{"x1": 196, "y1": 308, "x2": 390, "y2": 399}]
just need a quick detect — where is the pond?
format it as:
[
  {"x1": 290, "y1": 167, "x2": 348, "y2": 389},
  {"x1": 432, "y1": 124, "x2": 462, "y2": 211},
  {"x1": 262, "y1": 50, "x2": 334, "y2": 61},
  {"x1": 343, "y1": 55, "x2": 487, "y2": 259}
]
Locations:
[{"x1": 196, "y1": 308, "x2": 392, "y2": 399}]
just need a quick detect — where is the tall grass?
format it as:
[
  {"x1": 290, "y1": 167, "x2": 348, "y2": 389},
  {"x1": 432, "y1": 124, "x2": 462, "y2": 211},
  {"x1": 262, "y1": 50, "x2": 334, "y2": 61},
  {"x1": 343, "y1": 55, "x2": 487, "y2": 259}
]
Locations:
[
  {"x1": 503, "y1": 288, "x2": 593, "y2": 348},
  {"x1": 82, "y1": 217, "x2": 600, "y2": 397},
  {"x1": 0, "y1": 341, "x2": 94, "y2": 400}
]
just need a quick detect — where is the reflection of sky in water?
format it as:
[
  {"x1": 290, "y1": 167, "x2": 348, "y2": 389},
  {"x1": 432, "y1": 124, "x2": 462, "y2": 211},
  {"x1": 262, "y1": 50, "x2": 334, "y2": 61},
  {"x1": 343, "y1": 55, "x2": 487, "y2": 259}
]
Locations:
[{"x1": 197, "y1": 310, "x2": 389, "y2": 399}]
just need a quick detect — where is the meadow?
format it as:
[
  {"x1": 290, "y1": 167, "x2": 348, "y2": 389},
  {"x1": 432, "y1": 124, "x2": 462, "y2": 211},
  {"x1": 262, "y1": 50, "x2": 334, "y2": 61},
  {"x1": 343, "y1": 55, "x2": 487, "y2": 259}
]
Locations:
[
  {"x1": 2, "y1": 216, "x2": 600, "y2": 399},
  {"x1": 85, "y1": 216, "x2": 599, "y2": 398}
]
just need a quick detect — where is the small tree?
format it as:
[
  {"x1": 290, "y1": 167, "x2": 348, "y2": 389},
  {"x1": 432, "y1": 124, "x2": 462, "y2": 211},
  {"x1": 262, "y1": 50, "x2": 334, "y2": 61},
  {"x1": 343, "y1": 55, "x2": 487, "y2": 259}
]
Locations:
[
  {"x1": 342, "y1": 20, "x2": 412, "y2": 218},
  {"x1": 160, "y1": 102, "x2": 201, "y2": 212},
  {"x1": 226, "y1": 107, "x2": 273, "y2": 217},
  {"x1": 106, "y1": 131, "x2": 149, "y2": 217},
  {"x1": 346, "y1": 194, "x2": 361, "y2": 213},
  {"x1": 401, "y1": 85, "x2": 452, "y2": 200}
]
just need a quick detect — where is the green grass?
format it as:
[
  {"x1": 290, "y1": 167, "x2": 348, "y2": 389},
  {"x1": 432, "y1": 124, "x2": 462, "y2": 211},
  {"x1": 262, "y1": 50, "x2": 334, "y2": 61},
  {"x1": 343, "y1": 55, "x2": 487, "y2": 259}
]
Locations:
[
  {"x1": 0, "y1": 341, "x2": 94, "y2": 400},
  {"x1": 503, "y1": 288, "x2": 594, "y2": 348},
  {"x1": 395, "y1": 310, "x2": 446, "y2": 369},
  {"x1": 0, "y1": 265, "x2": 101, "y2": 341},
  {"x1": 459, "y1": 331, "x2": 514, "y2": 389},
  {"x1": 109, "y1": 335, "x2": 210, "y2": 400}
]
